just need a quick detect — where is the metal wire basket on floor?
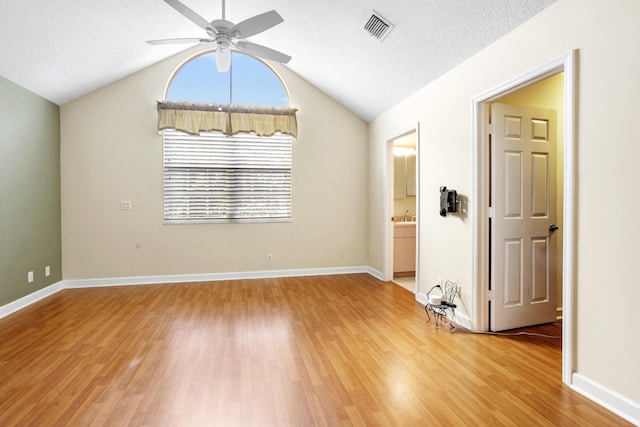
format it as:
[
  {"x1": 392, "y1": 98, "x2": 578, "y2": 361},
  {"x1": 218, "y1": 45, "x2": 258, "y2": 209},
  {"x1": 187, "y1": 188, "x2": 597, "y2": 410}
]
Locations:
[{"x1": 424, "y1": 280, "x2": 459, "y2": 332}]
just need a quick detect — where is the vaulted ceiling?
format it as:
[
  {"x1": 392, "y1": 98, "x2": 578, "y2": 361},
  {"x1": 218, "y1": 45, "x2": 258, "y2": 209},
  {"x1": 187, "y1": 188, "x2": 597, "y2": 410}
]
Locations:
[{"x1": 0, "y1": 0, "x2": 556, "y2": 121}]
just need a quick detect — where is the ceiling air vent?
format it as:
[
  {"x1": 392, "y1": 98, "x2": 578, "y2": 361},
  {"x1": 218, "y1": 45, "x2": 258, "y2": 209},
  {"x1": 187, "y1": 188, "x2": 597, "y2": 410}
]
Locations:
[{"x1": 363, "y1": 10, "x2": 394, "y2": 42}]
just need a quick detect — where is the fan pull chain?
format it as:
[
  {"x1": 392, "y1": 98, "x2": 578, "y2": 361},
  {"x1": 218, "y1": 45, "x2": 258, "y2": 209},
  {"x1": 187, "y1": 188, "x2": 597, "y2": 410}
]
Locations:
[{"x1": 229, "y1": 57, "x2": 233, "y2": 105}]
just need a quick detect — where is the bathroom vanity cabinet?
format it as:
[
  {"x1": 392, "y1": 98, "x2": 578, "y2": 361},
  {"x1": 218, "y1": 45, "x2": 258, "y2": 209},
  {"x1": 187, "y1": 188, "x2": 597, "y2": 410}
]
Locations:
[{"x1": 393, "y1": 222, "x2": 416, "y2": 275}]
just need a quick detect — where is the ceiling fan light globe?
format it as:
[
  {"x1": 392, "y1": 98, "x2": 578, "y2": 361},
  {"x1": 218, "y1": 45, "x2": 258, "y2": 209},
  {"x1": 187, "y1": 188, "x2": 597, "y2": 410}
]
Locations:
[{"x1": 216, "y1": 47, "x2": 232, "y2": 72}]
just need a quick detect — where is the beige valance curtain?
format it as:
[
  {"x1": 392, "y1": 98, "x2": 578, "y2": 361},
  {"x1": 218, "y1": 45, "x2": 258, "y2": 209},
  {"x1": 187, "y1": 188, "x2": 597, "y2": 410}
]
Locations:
[{"x1": 157, "y1": 101, "x2": 298, "y2": 138}]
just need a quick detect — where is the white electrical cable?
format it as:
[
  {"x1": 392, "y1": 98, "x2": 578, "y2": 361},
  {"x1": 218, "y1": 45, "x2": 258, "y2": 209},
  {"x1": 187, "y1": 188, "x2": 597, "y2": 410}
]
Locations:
[{"x1": 456, "y1": 325, "x2": 561, "y2": 339}]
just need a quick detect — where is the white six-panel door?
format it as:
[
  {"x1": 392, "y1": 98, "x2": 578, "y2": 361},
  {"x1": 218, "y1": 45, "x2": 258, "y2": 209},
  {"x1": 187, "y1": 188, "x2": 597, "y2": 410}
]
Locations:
[{"x1": 491, "y1": 103, "x2": 558, "y2": 331}]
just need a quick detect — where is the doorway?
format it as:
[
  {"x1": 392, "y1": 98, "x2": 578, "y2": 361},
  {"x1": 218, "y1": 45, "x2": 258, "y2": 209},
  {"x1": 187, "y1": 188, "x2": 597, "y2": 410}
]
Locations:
[
  {"x1": 384, "y1": 126, "x2": 420, "y2": 294},
  {"x1": 472, "y1": 50, "x2": 576, "y2": 385}
]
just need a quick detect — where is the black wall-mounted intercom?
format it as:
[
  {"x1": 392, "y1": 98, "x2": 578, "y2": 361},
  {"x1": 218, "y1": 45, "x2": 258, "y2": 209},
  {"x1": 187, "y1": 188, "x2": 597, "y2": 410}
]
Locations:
[{"x1": 440, "y1": 186, "x2": 458, "y2": 216}]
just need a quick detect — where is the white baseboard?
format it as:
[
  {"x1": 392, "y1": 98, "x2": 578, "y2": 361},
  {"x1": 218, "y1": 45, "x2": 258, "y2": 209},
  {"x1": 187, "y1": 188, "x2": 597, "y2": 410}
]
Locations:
[
  {"x1": 0, "y1": 281, "x2": 64, "y2": 320},
  {"x1": 366, "y1": 267, "x2": 384, "y2": 281},
  {"x1": 416, "y1": 292, "x2": 429, "y2": 306},
  {"x1": 571, "y1": 373, "x2": 640, "y2": 425},
  {"x1": 61, "y1": 266, "x2": 375, "y2": 289}
]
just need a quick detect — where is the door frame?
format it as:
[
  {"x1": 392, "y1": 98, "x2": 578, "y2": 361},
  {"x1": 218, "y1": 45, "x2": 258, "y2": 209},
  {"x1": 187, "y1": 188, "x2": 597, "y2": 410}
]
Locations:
[
  {"x1": 383, "y1": 124, "x2": 421, "y2": 293},
  {"x1": 471, "y1": 50, "x2": 577, "y2": 385}
]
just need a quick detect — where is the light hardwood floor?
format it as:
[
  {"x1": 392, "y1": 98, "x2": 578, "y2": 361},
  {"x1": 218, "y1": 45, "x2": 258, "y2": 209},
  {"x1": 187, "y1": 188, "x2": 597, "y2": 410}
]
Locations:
[{"x1": 0, "y1": 274, "x2": 631, "y2": 426}]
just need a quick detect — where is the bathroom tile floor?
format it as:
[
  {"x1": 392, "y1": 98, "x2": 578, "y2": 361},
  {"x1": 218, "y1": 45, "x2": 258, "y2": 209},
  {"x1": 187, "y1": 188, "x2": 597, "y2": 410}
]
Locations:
[{"x1": 392, "y1": 276, "x2": 415, "y2": 293}]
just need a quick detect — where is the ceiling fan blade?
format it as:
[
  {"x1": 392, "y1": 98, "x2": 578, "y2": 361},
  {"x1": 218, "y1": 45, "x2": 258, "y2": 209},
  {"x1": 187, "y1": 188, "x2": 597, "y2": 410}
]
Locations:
[
  {"x1": 236, "y1": 41, "x2": 291, "y2": 64},
  {"x1": 147, "y1": 38, "x2": 211, "y2": 45},
  {"x1": 162, "y1": 0, "x2": 217, "y2": 34},
  {"x1": 230, "y1": 10, "x2": 283, "y2": 39}
]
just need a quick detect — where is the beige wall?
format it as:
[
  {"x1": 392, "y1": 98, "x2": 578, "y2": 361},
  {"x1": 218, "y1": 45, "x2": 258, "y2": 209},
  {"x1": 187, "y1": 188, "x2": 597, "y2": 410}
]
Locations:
[
  {"x1": 60, "y1": 46, "x2": 368, "y2": 279},
  {"x1": 368, "y1": 0, "x2": 640, "y2": 404}
]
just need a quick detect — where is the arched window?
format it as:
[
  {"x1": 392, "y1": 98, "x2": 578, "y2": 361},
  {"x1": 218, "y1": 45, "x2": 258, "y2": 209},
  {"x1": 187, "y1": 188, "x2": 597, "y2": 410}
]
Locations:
[
  {"x1": 166, "y1": 52, "x2": 290, "y2": 107},
  {"x1": 160, "y1": 51, "x2": 296, "y2": 224}
]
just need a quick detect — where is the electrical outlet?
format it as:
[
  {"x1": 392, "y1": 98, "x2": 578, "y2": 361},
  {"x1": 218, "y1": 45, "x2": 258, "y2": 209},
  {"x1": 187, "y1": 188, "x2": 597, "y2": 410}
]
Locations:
[
  {"x1": 267, "y1": 253, "x2": 273, "y2": 262},
  {"x1": 45, "y1": 266, "x2": 50, "y2": 277},
  {"x1": 28, "y1": 271, "x2": 34, "y2": 283},
  {"x1": 120, "y1": 200, "x2": 132, "y2": 211}
]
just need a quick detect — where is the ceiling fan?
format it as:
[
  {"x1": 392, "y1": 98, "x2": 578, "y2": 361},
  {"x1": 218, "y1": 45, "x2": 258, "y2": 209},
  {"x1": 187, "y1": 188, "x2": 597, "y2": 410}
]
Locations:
[{"x1": 147, "y1": 0, "x2": 291, "y2": 72}]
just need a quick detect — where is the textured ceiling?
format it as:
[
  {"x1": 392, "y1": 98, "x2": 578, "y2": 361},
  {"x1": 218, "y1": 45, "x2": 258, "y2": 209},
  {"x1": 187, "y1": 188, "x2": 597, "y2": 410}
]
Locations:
[{"x1": 0, "y1": 0, "x2": 556, "y2": 121}]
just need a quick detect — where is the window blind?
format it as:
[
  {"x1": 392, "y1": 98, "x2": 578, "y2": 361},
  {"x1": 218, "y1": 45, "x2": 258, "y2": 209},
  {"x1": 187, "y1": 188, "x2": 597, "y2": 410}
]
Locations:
[{"x1": 163, "y1": 129, "x2": 292, "y2": 223}]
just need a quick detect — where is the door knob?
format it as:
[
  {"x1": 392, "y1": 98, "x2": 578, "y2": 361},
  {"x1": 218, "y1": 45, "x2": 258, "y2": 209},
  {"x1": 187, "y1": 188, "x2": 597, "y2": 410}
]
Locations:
[{"x1": 549, "y1": 224, "x2": 559, "y2": 232}]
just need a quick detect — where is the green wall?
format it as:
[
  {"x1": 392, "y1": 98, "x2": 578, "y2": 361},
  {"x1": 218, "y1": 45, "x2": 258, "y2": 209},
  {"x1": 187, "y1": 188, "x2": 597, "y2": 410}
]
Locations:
[{"x1": 0, "y1": 76, "x2": 62, "y2": 306}]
